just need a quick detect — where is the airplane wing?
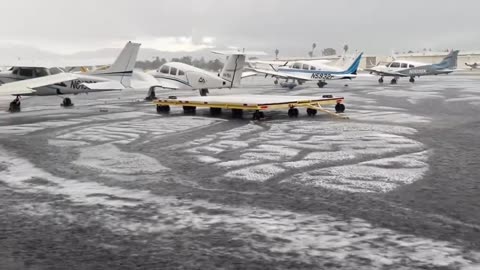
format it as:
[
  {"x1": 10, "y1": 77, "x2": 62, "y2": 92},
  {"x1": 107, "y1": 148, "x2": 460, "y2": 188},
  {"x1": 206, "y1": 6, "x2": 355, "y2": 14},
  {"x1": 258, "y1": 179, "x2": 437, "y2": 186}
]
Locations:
[
  {"x1": 0, "y1": 73, "x2": 79, "y2": 96},
  {"x1": 250, "y1": 68, "x2": 313, "y2": 81},
  {"x1": 249, "y1": 59, "x2": 331, "y2": 66},
  {"x1": 365, "y1": 69, "x2": 407, "y2": 77},
  {"x1": 81, "y1": 81, "x2": 125, "y2": 91},
  {"x1": 241, "y1": 71, "x2": 258, "y2": 78}
]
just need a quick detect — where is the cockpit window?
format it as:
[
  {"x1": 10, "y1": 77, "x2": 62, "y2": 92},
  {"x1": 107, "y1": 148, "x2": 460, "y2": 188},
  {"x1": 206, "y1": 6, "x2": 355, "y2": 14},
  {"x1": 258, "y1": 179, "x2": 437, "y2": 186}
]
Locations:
[
  {"x1": 389, "y1": 62, "x2": 400, "y2": 68},
  {"x1": 34, "y1": 68, "x2": 49, "y2": 77},
  {"x1": 178, "y1": 70, "x2": 185, "y2": 76},
  {"x1": 302, "y1": 64, "x2": 309, "y2": 70},
  {"x1": 12, "y1": 68, "x2": 18, "y2": 75},
  {"x1": 310, "y1": 66, "x2": 316, "y2": 70},
  {"x1": 160, "y1": 66, "x2": 169, "y2": 74},
  {"x1": 292, "y1": 63, "x2": 302, "y2": 69},
  {"x1": 49, "y1": 67, "x2": 64, "y2": 75},
  {"x1": 19, "y1": 68, "x2": 34, "y2": 77},
  {"x1": 401, "y1": 63, "x2": 408, "y2": 68},
  {"x1": 170, "y1": 67, "x2": 177, "y2": 75}
]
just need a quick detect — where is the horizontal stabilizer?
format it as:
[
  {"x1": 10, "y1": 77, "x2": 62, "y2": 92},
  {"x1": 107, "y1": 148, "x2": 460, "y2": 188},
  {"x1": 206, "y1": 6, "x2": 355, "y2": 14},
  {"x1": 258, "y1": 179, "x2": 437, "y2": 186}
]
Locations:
[{"x1": 241, "y1": 71, "x2": 258, "y2": 78}]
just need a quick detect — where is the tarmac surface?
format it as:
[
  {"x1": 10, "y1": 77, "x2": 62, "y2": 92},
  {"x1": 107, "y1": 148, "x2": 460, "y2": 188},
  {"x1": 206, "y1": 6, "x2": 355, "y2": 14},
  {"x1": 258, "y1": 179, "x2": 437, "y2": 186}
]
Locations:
[{"x1": 1, "y1": 75, "x2": 480, "y2": 269}]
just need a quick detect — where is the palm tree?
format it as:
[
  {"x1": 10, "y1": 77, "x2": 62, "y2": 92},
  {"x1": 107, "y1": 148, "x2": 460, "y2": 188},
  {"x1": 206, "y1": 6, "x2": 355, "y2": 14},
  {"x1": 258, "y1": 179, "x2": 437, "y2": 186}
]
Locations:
[{"x1": 275, "y1": 49, "x2": 279, "y2": 60}]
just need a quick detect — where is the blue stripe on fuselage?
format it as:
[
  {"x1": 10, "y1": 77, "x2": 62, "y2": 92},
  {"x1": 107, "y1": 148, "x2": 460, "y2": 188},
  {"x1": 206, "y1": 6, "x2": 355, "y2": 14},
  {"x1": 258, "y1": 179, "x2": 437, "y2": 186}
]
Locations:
[{"x1": 278, "y1": 53, "x2": 363, "y2": 75}]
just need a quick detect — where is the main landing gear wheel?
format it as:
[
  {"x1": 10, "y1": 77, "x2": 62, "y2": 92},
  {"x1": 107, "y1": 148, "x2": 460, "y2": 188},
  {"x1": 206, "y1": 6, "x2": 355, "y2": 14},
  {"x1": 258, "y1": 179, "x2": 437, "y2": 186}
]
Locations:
[
  {"x1": 145, "y1": 87, "x2": 157, "y2": 101},
  {"x1": 156, "y1": 105, "x2": 170, "y2": 113},
  {"x1": 199, "y1": 88, "x2": 209, "y2": 96},
  {"x1": 274, "y1": 79, "x2": 279, "y2": 85},
  {"x1": 232, "y1": 109, "x2": 243, "y2": 119},
  {"x1": 210, "y1": 107, "x2": 222, "y2": 116},
  {"x1": 61, "y1": 97, "x2": 74, "y2": 107},
  {"x1": 317, "y1": 81, "x2": 328, "y2": 88},
  {"x1": 378, "y1": 77, "x2": 384, "y2": 84},
  {"x1": 183, "y1": 106, "x2": 196, "y2": 114},
  {"x1": 335, "y1": 103, "x2": 346, "y2": 113},
  {"x1": 252, "y1": 110, "x2": 265, "y2": 120},
  {"x1": 390, "y1": 78, "x2": 397, "y2": 85},
  {"x1": 8, "y1": 97, "x2": 21, "y2": 113},
  {"x1": 288, "y1": 107, "x2": 299, "y2": 118},
  {"x1": 409, "y1": 77, "x2": 415, "y2": 83},
  {"x1": 306, "y1": 108, "x2": 317, "y2": 117}
]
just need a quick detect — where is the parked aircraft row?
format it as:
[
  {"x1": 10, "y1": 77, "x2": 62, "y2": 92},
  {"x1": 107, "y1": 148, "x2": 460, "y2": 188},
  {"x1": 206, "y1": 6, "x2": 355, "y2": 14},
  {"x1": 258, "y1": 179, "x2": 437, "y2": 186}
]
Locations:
[{"x1": 0, "y1": 41, "x2": 463, "y2": 113}]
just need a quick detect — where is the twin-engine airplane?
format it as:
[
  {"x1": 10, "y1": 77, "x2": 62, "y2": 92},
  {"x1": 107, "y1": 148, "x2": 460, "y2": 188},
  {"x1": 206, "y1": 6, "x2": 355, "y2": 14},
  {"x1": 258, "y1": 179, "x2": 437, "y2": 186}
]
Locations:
[
  {"x1": 0, "y1": 42, "x2": 140, "y2": 112},
  {"x1": 246, "y1": 53, "x2": 364, "y2": 89},
  {"x1": 367, "y1": 50, "x2": 459, "y2": 84},
  {"x1": 146, "y1": 50, "x2": 261, "y2": 98}
]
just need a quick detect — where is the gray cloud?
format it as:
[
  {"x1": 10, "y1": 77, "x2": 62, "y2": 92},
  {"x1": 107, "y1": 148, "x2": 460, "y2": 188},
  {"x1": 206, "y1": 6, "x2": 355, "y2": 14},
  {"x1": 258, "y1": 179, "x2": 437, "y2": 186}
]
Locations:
[{"x1": 1, "y1": 0, "x2": 479, "y2": 55}]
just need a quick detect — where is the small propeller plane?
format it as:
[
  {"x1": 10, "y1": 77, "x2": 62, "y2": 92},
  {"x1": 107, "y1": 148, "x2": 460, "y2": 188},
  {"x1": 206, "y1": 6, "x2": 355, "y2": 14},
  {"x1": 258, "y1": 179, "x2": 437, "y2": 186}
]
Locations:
[
  {"x1": 145, "y1": 50, "x2": 262, "y2": 98},
  {"x1": 0, "y1": 41, "x2": 140, "y2": 112},
  {"x1": 246, "y1": 53, "x2": 364, "y2": 89},
  {"x1": 367, "y1": 50, "x2": 460, "y2": 84}
]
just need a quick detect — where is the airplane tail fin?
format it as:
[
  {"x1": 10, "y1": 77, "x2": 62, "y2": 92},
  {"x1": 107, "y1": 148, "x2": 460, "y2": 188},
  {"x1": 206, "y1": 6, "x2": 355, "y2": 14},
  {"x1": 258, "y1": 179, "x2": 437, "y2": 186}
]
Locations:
[
  {"x1": 342, "y1": 53, "x2": 363, "y2": 74},
  {"x1": 212, "y1": 50, "x2": 266, "y2": 88},
  {"x1": 437, "y1": 50, "x2": 459, "y2": 69},
  {"x1": 91, "y1": 41, "x2": 141, "y2": 87},
  {"x1": 219, "y1": 54, "x2": 246, "y2": 88}
]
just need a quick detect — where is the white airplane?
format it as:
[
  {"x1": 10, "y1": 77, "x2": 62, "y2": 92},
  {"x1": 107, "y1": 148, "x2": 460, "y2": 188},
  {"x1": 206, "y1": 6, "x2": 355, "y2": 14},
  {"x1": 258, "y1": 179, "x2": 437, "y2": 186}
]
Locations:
[
  {"x1": 0, "y1": 41, "x2": 140, "y2": 112},
  {"x1": 366, "y1": 50, "x2": 459, "y2": 84},
  {"x1": 247, "y1": 53, "x2": 364, "y2": 89},
  {"x1": 146, "y1": 50, "x2": 260, "y2": 98}
]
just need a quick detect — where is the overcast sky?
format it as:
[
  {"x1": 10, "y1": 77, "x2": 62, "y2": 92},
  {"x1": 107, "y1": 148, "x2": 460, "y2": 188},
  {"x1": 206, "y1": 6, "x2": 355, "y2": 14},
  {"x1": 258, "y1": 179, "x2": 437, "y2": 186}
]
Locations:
[{"x1": 1, "y1": 0, "x2": 479, "y2": 56}]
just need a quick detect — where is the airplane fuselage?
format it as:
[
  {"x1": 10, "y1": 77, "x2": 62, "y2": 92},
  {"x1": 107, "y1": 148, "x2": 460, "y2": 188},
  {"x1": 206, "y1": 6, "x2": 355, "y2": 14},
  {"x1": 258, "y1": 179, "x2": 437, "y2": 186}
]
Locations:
[{"x1": 149, "y1": 62, "x2": 230, "y2": 90}]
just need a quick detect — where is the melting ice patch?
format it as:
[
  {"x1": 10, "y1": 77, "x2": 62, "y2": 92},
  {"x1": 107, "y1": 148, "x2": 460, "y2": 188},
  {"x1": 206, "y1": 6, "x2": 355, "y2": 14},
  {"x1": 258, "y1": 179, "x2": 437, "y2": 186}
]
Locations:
[
  {"x1": 287, "y1": 151, "x2": 429, "y2": 193},
  {"x1": 74, "y1": 143, "x2": 168, "y2": 174},
  {"x1": 182, "y1": 121, "x2": 428, "y2": 193}
]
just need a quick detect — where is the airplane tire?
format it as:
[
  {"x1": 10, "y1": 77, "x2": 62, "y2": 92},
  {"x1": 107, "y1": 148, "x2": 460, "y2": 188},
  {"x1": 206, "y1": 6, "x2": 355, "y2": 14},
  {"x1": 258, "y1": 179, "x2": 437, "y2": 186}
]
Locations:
[
  {"x1": 409, "y1": 77, "x2": 415, "y2": 83},
  {"x1": 335, "y1": 103, "x2": 346, "y2": 113},
  {"x1": 390, "y1": 79, "x2": 397, "y2": 85},
  {"x1": 378, "y1": 78, "x2": 384, "y2": 84},
  {"x1": 62, "y1": 98, "x2": 73, "y2": 107},
  {"x1": 199, "y1": 89, "x2": 209, "y2": 96},
  {"x1": 317, "y1": 82, "x2": 327, "y2": 88},
  {"x1": 8, "y1": 100, "x2": 21, "y2": 113}
]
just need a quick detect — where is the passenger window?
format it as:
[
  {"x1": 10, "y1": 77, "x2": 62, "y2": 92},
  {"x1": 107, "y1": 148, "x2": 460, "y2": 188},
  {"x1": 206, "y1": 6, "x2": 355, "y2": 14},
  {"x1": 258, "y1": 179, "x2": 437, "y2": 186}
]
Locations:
[
  {"x1": 178, "y1": 70, "x2": 185, "y2": 76},
  {"x1": 302, "y1": 64, "x2": 309, "y2": 70},
  {"x1": 390, "y1": 62, "x2": 400, "y2": 68},
  {"x1": 34, "y1": 68, "x2": 49, "y2": 77},
  {"x1": 292, "y1": 63, "x2": 301, "y2": 69},
  {"x1": 19, "y1": 68, "x2": 33, "y2": 77},
  {"x1": 170, "y1": 67, "x2": 177, "y2": 75},
  {"x1": 310, "y1": 66, "x2": 316, "y2": 70},
  {"x1": 409, "y1": 64, "x2": 415, "y2": 68},
  {"x1": 401, "y1": 63, "x2": 408, "y2": 68},
  {"x1": 160, "y1": 66, "x2": 169, "y2": 74},
  {"x1": 49, "y1": 67, "x2": 63, "y2": 75}
]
